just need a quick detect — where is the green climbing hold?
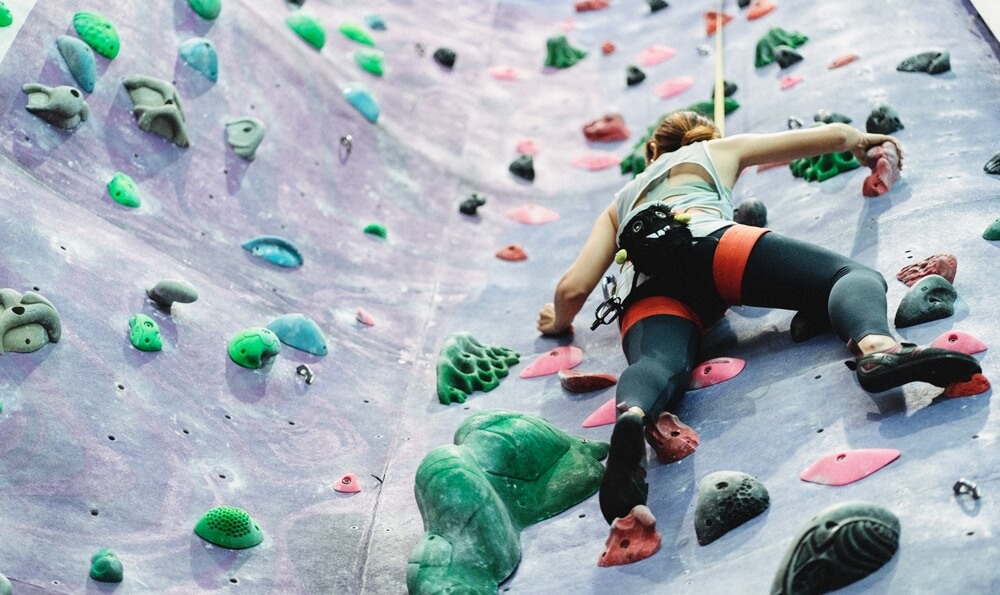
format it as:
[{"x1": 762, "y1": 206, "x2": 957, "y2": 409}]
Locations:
[
  {"x1": 436, "y1": 333, "x2": 520, "y2": 405},
  {"x1": 544, "y1": 35, "x2": 587, "y2": 69},
  {"x1": 228, "y1": 327, "x2": 281, "y2": 369},
  {"x1": 286, "y1": 12, "x2": 325, "y2": 50},
  {"x1": 363, "y1": 222, "x2": 387, "y2": 238},
  {"x1": 0, "y1": 2, "x2": 12, "y2": 28},
  {"x1": 107, "y1": 172, "x2": 141, "y2": 208},
  {"x1": 755, "y1": 27, "x2": 808, "y2": 68},
  {"x1": 354, "y1": 48, "x2": 385, "y2": 76},
  {"x1": 983, "y1": 217, "x2": 1000, "y2": 241},
  {"x1": 128, "y1": 314, "x2": 162, "y2": 352},
  {"x1": 73, "y1": 11, "x2": 120, "y2": 59},
  {"x1": 339, "y1": 22, "x2": 375, "y2": 46},
  {"x1": 790, "y1": 151, "x2": 860, "y2": 182},
  {"x1": 194, "y1": 506, "x2": 264, "y2": 549},
  {"x1": 187, "y1": 0, "x2": 221, "y2": 20},
  {"x1": 89, "y1": 547, "x2": 123, "y2": 583}
]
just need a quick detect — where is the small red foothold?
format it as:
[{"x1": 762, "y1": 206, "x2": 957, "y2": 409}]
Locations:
[
  {"x1": 598, "y1": 505, "x2": 661, "y2": 567},
  {"x1": 644, "y1": 412, "x2": 699, "y2": 464},
  {"x1": 496, "y1": 244, "x2": 527, "y2": 261},
  {"x1": 746, "y1": 0, "x2": 776, "y2": 20},
  {"x1": 559, "y1": 369, "x2": 617, "y2": 393},
  {"x1": 601, "y1": 41, "x2": 616, "y2": 55},
  {"x1": 334, "y1": 473, "x2": 361, "y2": 493},
  {"x1": 356, "y1": 307, "x2": 375, "y2": 326},
  {"x1": 705, "y1": 11, "x2": 733, "y2": 36},
  {"x1": 829, "y1": 54, "x2": 859, "y2": 69},
  {"x1": 896, "y1": 253, "x2": 956, "y2": 286},
  {"x1": 943, "y1": 373, "x2": 991, "y2": 398},
  {"x1": 575, "y1": 0, "x2": 609, "y2": 12}
]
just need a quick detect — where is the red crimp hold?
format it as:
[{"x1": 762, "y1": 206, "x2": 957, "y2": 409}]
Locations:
[
  {"x1": 601, "y1": 41, "x2": 616, "y2": 55},
  {"x1": 575, "y1": 0, "x2": 609, "y2": 11},
  {"x1": 747, "y1": 0, "x2": 776, "y2": 20},
  {"x1": 558, "y1": 369, "x2": 617, "y2": 393},
  {"x1": 943, "y1": 373, "x2": 991, "y2": 398},
  {"x1": 829, "y1": 54, "x2": 859, "y2": 69},
  {"x1": 597, "y1": 505, "x2": 661, "y2": 567},
  {"x1": 583, "y1": 113, "x2": 630, "y2": 142},
  {"x1": 862, "y1": 143, "x2": 901, "y2": 197},
  {"x1": 644, "y1": 411, "x2": 699, "y2": 464},
  {"x1": 705, "y1": 11, "x2": 733, "y2": 35},
  {"x1": 896, "y1": 253, "x2": 957, "y2": 286}
]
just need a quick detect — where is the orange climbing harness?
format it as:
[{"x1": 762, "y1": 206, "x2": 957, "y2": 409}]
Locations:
[{"x1": 620, "y1": 296, "x2": 704, "y2": 338}]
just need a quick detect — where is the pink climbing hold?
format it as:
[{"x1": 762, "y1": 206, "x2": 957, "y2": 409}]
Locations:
[
  {"x1": 559, "y1": 369, "x2": 617, "y2": 393},
  {"x1": 689, "y1": 357, "x2": 745, "y2": 389},
  {"x1": 799, "y1": 448, "x2": 901, "y2": 486},
  {"x1": 637, "y1": 44, "x2": 676, "y2": 67},
  {"x1": 571, "y1": 153, "x2": 620, "y2": 171},
  {"x1": 334, "y1": 473, "x2": 362, "y2": 493},
  {"x1": 515, "y1": 138, "x2": 540, "y2": 155},
  {"x1": 757, "y1": 160, "x2": 790, "y2": 172},
  {"x1": 861, "y1": 142, "x2": 901, "y2": 197},
  {"x1": 520, "y1": 345, "x2": 583, "y2": 378},
  {"x1": 747, "y1": 0, "x2": 776, "y2": 20},
  {"x1": 943, "y1": 373, "x2": 991, "y2": 398},
  {"x1": 560, "y1": 17, "x2": 576, "y2": 31},
  {"x1": 828, "y1": 54, "x2": 859, "y2": 69},
  {"x1": 488, "y1": 65, "x2": 519, "y2": 81},
  {"x1": 505, "y1": 204, "x2": 560, "y2": 224},
  {"x1": 644, "y1": 412, "x2": 699, "y2": 464},
  {"x1": 582, "y1": 397, "x2": 618, "y2": 428},
  {"x1": 779, "y1": 74, "x2": 803, "y2": 90},
  {"x1": 495, "y1": 243, "x2": 528, "y2": 261},
  {"x1": 356, "y1": 307, "x2": 375, "y2": 326},
  {"x1": 654, "y1": 76, "x2": 694, "y2": 99},
  {"x1": 598, "y1": 505, "x2": 661, "y2": 567},
  {"x1": 930, "y1": 330, "x2": 986, "y2": 355}
]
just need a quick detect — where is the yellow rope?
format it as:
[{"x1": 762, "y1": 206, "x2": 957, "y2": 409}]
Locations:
[{"x1": 713, "y1": 1, "x2": 725, "y2": 137}]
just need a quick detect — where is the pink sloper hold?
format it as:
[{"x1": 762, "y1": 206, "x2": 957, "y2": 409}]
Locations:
[
  {"x1": 515, "y1": 138, "x2": 539, "y2": 155},
  {"x1": 829, "y1": 54, "x2": 859, "y2": 69},
  {"x1": 780, "y1": 74, "x2": 803, "y2": 90},
  {"x1": 746, "y1": 0, "x2": 776, "y2": 20},
  {"x1": 356, "y1": 307, "x2": 375, "y2": 326},
  {"x1": 799, "y1": 448, "x2": 901, "y2": 486},
  {"x1": 598, "y1": 505, "x2": 661, "y2": 567},
  {"x1": 496, "y1": 243, "x2": 528, "y2": 261},
  {"x1": 520, "y1": 345, "x2": 583, "y2": 378},
  {"x1": 487, "y1": 65, "x2": 518, "y2": 81},
  {"x1": 582, "y1": 397, "x2": 617, "y2": 428},
  {"x1": 654, "y1": 76, "x2": 694, "y2": 99},
  {"x1": 505, "y1": 204, "x2": 559, "y2": 224},
  {"x1": 334, "y1": 473, "x2": 362, "y2": 493},
  {"x1": 689, "y1": 357, "x2": 745, "y2": 389},
  {"x1": 559, "y1": 369, "x2": 617, "y2": 393},
  {"x1": 931, "y1": 330, "x2": 986, "y2": 355},
  {"x1": 571, "y1": 153, "x2": 620, "y2": 171},
  {"x1": 637, "y1": 44, "x2": 676, "y2": 67}
]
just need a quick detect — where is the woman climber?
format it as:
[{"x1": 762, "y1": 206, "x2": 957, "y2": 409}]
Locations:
[{"x1": 536, "y1": 110, "x2": 982, "y2": 524}]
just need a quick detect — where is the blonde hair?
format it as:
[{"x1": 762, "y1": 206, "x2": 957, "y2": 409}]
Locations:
[{"x1": 646, "y1": 111, "x2": 720, "y2": 161}]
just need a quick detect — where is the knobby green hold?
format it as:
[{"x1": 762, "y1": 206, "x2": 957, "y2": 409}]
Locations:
[
  {"x1": 436, "y1": 333, "x2": 519, "y2": 404},
  {"x1": 128, "y1": 314, "x2": 162, "y2": 352},
  {"x1": 755, "y1": 27, "x2": 808, "y2": 68},
  {"x1": 790, "y1": 151, "x2": 859, "y2": 182},
  {"x1": 407, "y1": 409, "x2": 608, "y2": 594},
  {"x1": 73, "y1": 11, "x2": 120, "y2": 59},
  {"x1": 544, "y1": 35, "x2": 587, "y2": 69},
  {"x1": 286, "y1": 12, "x2": 325, "y2": 50},
  {"x1": 187, "y1": 0, "x2": 221, "y2": 20},
  {"x1": 89, "y1": 547, "x2": 123, "y2": 583},
  {"x1": 354, "y1": 48, "x2": 385, "y2": 76},
  {"x1": 1, "y1": 3, "x2": 13, "y2": 28},
  {"x1": 363, "y1": 222, "x2": 387, "y2": 238},
  {"x1": 228, "y1": 327, "x2": 281, "y2": 369},
  {"x1": 194, "y1": 506, "x2": 264, "y2": 549},
  {"x1": 339, "y1": 22, "x2": 375, "y2": 46},
  {"x1": 107, "y1": 172, "x2": 140, "y2": 207},
  {"x1": 983, "y1": 217, "x2": 1000, "y2": 241}
]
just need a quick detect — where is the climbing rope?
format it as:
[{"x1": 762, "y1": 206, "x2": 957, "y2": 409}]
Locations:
[{"x1": 712, "y1": 0, "x2": 726, "y2": 137}]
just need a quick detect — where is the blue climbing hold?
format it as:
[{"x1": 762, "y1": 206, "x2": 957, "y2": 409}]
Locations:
[
  {"x1": 365, "y1": 14, "x2": 386, "y2": 30},
  {"x1": 179, "y1": 37, "x2": 219, "y2": 82},
  {"x1": 266, "y1": 313, "x2": 328, "y2": 356},
  {"x1": 56, "y1": 35, "x2": 96, "y2": 93},
  {"x1": 343, "y1": 82, "x2": 379, "y2": 123},
  {"x1": 241, "y1": 236, "x2": 303, "y2": 268}
]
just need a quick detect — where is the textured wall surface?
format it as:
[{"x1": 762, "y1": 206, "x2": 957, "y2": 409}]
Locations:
[{"x1": 1, "y1": 0, "x2": 999, "y2": 593}]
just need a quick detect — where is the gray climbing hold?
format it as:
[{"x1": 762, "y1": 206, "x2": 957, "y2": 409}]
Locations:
[
  {"x1": 179, "y1": 37, "x2": 219, "y2": 82},
  {"x1": 984, "y1": 152, "x2": 1000, "y2": 175},
  {"x1": 896, "y1": 50, "x2": 950, "y2": 74},
  {"x1": 814, "y1": 109, "x2": 851, "y2": 124},
  {"x1": 694, "y1": 470, "x2": 769, "y2": 546},
  {"x1": 626, "y1": 65, "x2": 646, "y2": 86},
  {"x1": 894, "y1": 274, "x2": 957, "y2": 328},
  {"x1": 0, "y1": 288, "x2": 61, "y2": 356},
  {"x1": 773, "y1": 45, "x2": 803, "y2": 68},
  {"x1": 266, "y1": 313, "x2": 328, "y2": 356},
  {"x1": 225, "y1": 117, "x2": 265, "y2": 160},
  {"x1": 866, "y1": 104, "x2": 903, "y2": 135},
  {"x1": 56, "y1": 35, "x2": 97, "y2": 93},
  {"x1": 22, "y1": 83, "x2": 89, "y2": 129},
  {"x1": 123, "y1": 75, "x2": 190, "y2": 147},
  {"x1": 734, "y1": 198, "x2": 767, "y2": 227},
  {"x1": 147, "y1": 279, "x2": 199, "y2": 310},
  {"x1": 509, "y1": 155, "x2": 535, "y2": 182}
]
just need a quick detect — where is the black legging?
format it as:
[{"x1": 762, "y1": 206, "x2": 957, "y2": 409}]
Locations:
[{"x1": 618, "y1": 228, "x2": 891, "y2": 421}]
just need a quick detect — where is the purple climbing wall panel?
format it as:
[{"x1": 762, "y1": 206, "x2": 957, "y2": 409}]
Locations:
[{"x1": 1, "y1": 0, "x2": 999, "y2": 593}]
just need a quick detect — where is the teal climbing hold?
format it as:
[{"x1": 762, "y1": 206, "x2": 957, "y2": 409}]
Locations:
[
  {"x1": 0, "y1": 2, "x2": 12, "y2": 28},
  {"x1": 89, "y1": 548, "x2": 124, "y2": 583},
  {"x1": 242, "y1": 235, "x2": 303, "y2": 268},
  {"x1": 436, "y1": 333, "x2": 520, "y2": 405},
  {"x1": 187, "y1": 0, "x2": 221, "y2": 20},
  {"x1": 343, "y1": 83, "x2": 380, "y2": 123},
  {"x1": 790, "y1": 151, "x2": 860, "y2": 182},
  {"x1": 56, "y1": 36, "x2": 96, "y2": 93},
  {"x1": 286, "y1": 12, "x2": 325, "y2": 50},
  {"x1": 354, "y1": 48, "x2": 385, "y2": 76},
  {"x1": 228, "y1": 327, "x2": 281, "y2": 369},
  {"x1": 73, "y1": 11, "x2": 120, "y2": 59},
  {"x1": 179, "y1": 38, "x2": 218, "y2": 82},
  {"x1": 195, "y1": 506, "x2": 264, "y2": 549},
  {"x1": 266, "y1": 313, "x2": 328, "y2": 356},
  {"x1": 339, "y1": 22, "x2": 375, "y2": 46},
  {"x1": 128, "y1": 314, "x2": 162, "y2": 352},
  {"x1": 364, "y1": 14, "x2": 386, "y2": 31},
  {"x1": 364, "y1": 222, "x2": 387, "y2": 238},
  {"x1": 107, "y1": 172, "x2": 140, "y2": 208}
]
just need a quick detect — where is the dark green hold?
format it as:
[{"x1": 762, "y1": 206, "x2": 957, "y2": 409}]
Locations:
[
  {"x1": 509, "y1": 155, "x2": 535, "y2": 182},
  {"x1": 407, "y1": 409, "x2": 608, "y2": 594},
  {"x1": 894, "y1": 274, "x2": 957, "y2": 328},
  {"x1": 436, "y1": 333, "x2": 519, "y2": 404},
  {"x1": 544, "y1": 35, "x2": 587, "y2": 69},
  {"x1": 89, "y1": 547, "x2": 124, "y2": 583},
  {"x1": 755, "y1": 27, "x2": 808, "y2": 68},
  {"x1": 195, "y1": 506, "x2": 264, "y2": 549},
  {"x1": 790, "y1": 151, "x2": 860, "y2": 182},
  {"x1": 286, "y1": 12, "x2": 325, "y2": 50},
  {"x1": 363, "y1": 222, "x2": 387, "y2": 238},
  {"x1": 983, "y1": 217, "x2": 1000, "y2": 240}
]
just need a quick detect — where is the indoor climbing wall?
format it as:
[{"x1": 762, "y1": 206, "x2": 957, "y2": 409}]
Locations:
[{"x1": 1, "y1": 0, "x2": 999, "y2": 593}]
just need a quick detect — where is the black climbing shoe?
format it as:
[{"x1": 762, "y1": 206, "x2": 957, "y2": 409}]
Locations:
[
  {"x1": 845, "y1": 342, "x2": 981, "y2": 393},
  {"x1": 599, "y1": 411, "x2": 649, "y2": 524}
]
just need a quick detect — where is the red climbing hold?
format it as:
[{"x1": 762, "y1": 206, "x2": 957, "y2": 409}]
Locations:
[
  {"x1": 583, "y1": 113, "x2": 629, "y2": 142},
  {"x1": 654, "y1": 76, "x2": 694, "y2": 99},
  {"x1": 601, "y1": 41, "x2": 616, "y2": 55},
  {"x1": 861, "y1": 142, "x2": 901, "y2": 197},
  {"x1": 505, "y1": 204, "x2": 559, "y2": 224},
  {"x1": 520, "y1": 346, "x2": 583, "y2": 378},
  {"x1": 334, "y1": 473, "x2": 362, "y2": 493},
  {"x1": 571, "y1": 153, "x2": 620, "y2": 171},
  {"x1": 943, "y1": 373, "x2": 991, "y2": 398},
  {"x1": 705, "y1": 11, "x2": 733, "y2": 36},
  {"x1": 582, "y1": 397, "x2": 618, "y2": 428},
  {"x1": 746, "y1": 0, "x2": 776, "y2": 20},
  {"x1": 799, "y1": 449, "x2": 901, "y2": 486},
  {"x1": 828, "y1": 54, "x2": 859, "y2": 69},
  {"x1": 597, "y1": 505, "x2": 661, "y2": 567},
  {"x1": 644, "y1": 412, "x2": 699, "y2": 464},
  {"x1": 896, "y1": 253, "x2": 956, "y2": 286},
  {"x1": 559, "y1": 369, "x2": 617, "y2": 393},
  {"x1": 575, "y1": 0, "x2": 609, "y2": 12},
  {"x1": 495, "y1": 244, "x2": 527, "y2": 261},
  {"x1": 930, "y1": 330, "x2": 986, "y2": 355},
  {"x1": 689, "y1": 357, "x2": 745, "y2": 389}
]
